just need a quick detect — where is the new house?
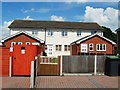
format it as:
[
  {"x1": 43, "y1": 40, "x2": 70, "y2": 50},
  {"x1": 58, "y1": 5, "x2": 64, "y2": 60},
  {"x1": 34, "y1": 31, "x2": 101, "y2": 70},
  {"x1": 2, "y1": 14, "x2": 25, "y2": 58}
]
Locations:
[{"x1": 7, "y1": 20, "x2": 104, "y2": 57}]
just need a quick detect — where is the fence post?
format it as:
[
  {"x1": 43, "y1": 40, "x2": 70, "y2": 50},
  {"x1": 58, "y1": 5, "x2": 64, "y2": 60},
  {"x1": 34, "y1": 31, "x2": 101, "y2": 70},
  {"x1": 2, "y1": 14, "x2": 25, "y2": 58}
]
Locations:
[
  {"x1": 94, "y1": 55, "x2": 97, "y2": 75},
  {"x1": 30, "y1": 61, "x2": 35, "y2": 88},
  {"x1": 9, "y1": 56, "x2": 12, "y2": 77},
  {"x1": 60, "y1": 55, "x2": 63, "y2": 76}
]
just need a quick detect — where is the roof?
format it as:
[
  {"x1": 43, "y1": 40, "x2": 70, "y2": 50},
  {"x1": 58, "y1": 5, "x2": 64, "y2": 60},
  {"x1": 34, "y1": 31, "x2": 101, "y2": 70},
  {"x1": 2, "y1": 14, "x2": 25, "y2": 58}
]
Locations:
[
  {"x1": 71, "y1": 33, "x2": 116, "y2": 45},
  {"x1": 8, "y1": 20, "x2": 103, "y2": 30},
  {"x1": 1, "y1": 31, "x2": 45, "y2": 43},
  {"x1": 116, "y1": 28, "x2": 120, "y2": 32}
]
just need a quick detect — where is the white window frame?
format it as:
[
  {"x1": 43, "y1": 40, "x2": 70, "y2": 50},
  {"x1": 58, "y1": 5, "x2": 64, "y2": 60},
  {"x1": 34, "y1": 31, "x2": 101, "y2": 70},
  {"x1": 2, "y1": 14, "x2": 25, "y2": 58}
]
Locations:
[
  {"x1": 64, "y1": 45, "x2": 70, "y2": 51},
  {"x1": 89, "y1": 43, "x2": 94, "y2": 51},
  {"x1": 56, "y1": 45, "x2": 62, "y2": 51},
  {"x1": 61, "y1": 31, "x2": 67, "y2": 36},
  {"x1": 11, "y1": 42, "x2": 16, "y2": 47},
  {"x1": 77, "y1": 30, "x2": 81, "y2": 36},
  {"x1": 47, "y1": 30, "x2": 53, "y2": 36},
  {"x1": 32, "y1": 42, "x2": 40, "y2": 45},
  {"x1": 96, "y1": 44, "x2": 106, "y2": 51},
  {"x1": 91, "y1": 31, "x2": 97, "y2": 35},
  {"x1": 26, "y1": 42, "x2": 30, "y2": 45},
  {"x1": 81, "y1": 44, "x2": 88, "y2": 53},
  {"x1": 18, "y1": 42, "x2": 22, "y2": 45},
  {"x1": 32, "y1": 30, "x2": 38, "y2": 35}
]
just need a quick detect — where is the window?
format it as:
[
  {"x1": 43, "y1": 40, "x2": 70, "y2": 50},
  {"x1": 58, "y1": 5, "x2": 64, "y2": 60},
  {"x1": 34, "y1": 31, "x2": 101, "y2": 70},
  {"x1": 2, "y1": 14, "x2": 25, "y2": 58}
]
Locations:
[
  {"x1": 81, "y1": 44, "x2": 87, "y2": 53},
  {"x1": 26, "y1": 42, "x2": 30, "y2": 45},
  {"x1": 32, "y1": 30, "x2": 38, "y2": 35},
  {"x1": 64, "y1": 45, "x2": 70, "y2": 51},
  {"x1": 91, "y1": 31, "x2": 97, "y2": 35},
  {"x1": 45, "y1": 45, "x2": 47, "y2": 50},
  {"x1": 47, "y1": 30, "x2": 53, "y2": 36},
  {"x1": 11, "y1": 42, "x2": 16, "y2": 46},
  {"x1": 61, "y1": 31, "x2": 67, "y2": 36},
  {"x1": 89, "y1": 43, "x2": 94, "y2": 51},
  {"x1": 11, "y1": 42, "x2": 22, "y2": 46},
  {"x1": 96, "y1": 44, "x2": 106, "y2": 51},
  {"x1": 18, "y1": 42, "x2": 22, "y2": 45},
  {"x1": 56, "y1": 45, "x2": 62, "y2": 51},
  {"x1": 77, "y1": 30, "x2": 81, "y2": 36}
]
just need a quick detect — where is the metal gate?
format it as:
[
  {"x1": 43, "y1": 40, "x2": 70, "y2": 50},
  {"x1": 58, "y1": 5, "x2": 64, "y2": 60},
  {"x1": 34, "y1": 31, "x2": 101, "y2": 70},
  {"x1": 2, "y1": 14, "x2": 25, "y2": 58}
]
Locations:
[{"x1": 37, "y1": 56, "x2": 59, "y2": 76}]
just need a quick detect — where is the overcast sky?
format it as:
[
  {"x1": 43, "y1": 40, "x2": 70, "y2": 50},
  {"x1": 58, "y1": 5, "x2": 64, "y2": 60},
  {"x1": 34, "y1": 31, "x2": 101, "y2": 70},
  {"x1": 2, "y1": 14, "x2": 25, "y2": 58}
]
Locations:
[{"x1": 1, "y1": 1, "x2": 120, "y2": 40}]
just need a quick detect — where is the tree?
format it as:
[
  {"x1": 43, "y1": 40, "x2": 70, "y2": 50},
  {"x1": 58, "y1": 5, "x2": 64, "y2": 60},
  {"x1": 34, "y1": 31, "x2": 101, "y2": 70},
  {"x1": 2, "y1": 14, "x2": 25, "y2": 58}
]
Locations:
[{"x1": 102, "y1": 26, "x2": 117, "y2": 43}]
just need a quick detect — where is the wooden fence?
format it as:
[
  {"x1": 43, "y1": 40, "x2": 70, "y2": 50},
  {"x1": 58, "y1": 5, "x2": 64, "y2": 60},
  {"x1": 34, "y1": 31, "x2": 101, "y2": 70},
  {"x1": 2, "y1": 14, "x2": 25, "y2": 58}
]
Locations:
[
  {"x1": 61, "y1": 55, "x2": 106, "y2": 75},
  {"x1": 37, "y1": 56, "x2": 59, "y2": 76}
]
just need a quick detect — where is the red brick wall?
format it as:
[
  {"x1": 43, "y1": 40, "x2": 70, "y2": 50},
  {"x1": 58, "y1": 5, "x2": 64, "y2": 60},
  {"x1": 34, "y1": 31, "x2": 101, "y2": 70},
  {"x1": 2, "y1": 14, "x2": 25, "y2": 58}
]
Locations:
[
  {"x1": 2, "y1": 34, "x2": 44, "y2": 55},
  {"x1": 3, "y1": 34, "x2": 42, "y2": 47},
  {"x1": 71, "y1": 36, "x2": 114, "y2": 55}
]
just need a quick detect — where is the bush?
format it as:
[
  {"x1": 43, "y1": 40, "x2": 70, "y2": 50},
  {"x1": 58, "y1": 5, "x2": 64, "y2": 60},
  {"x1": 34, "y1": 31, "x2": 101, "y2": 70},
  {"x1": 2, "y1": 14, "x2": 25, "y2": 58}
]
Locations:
[{"x1": 43, "y1": 51, "x2": 47, "y2": 56}]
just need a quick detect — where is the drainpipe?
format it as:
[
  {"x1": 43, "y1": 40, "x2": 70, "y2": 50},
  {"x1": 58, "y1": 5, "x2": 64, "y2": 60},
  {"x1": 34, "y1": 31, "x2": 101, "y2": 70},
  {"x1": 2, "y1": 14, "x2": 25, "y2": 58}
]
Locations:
[{"x1": 45, "y1": 28, "x2": 46, "y2": 45}]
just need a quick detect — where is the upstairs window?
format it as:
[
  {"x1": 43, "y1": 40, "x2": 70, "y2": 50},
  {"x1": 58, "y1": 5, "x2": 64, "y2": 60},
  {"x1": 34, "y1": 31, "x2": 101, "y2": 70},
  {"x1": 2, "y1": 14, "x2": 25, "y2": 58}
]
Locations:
[
  {"x1": 91, "y1": 31, "x2": 97, "y2": 35},
  {"x1": 61, "y1": 31, "x2": 67, "y2": 36},
  {"x1": 56, "y1": 45, "x2": 62, "y2": 51},
  {"x1": 89, "y1": 43, "x2": 94, "y2": 51},
  {"x1": 32, "y1": 30, "x2": 38, "y2": 35},
  {"x1": 77, "y1": 30, "x2": 81, "y2": 36},
  {"x1": 96, "y1": 44, "x2": 106, "y2": 51},
  {"x1": 47, "y1": 30, "x2": 53, "y2": 36}
]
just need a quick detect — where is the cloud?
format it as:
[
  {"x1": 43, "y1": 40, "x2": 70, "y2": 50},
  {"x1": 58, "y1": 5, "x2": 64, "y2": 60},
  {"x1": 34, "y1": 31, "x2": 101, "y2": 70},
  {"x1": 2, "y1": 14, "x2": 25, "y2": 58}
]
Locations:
[
  {"x1": 50, "y1": 15, "x2": 65, "y2": 21},
  {"x1": 83, "y1": 6, "x2": 119, "y2": 31},
  {"x1": 1, "y1": 20, "x2": 13, "y2": 40},
  {"x1": 22, "y1": 8, "x2": 50, "y2": 13},
  {"x1": 1, "y1": 16, "x2": 34, "y2": 40},
  {"x1": 23, "y1": 16, "x2": 33, "y2": 20}
]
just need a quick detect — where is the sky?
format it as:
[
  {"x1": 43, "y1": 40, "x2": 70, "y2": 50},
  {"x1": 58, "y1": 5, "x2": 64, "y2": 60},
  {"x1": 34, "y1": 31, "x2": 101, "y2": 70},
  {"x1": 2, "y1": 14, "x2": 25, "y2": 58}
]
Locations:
[{"x1": 1, "y1": 1, "x2": 120, "y2": 40}]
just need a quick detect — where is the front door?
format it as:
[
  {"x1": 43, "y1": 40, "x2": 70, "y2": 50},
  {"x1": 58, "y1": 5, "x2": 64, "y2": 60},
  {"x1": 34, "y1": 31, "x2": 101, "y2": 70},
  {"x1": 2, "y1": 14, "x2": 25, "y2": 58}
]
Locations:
[{"x1": 12, "y1": 45, "x2": 37, "y2": 76}]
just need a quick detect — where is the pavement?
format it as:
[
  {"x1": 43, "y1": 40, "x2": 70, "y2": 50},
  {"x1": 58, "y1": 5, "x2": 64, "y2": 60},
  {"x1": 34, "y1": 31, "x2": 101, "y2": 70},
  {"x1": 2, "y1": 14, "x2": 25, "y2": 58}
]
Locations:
[
  {"x1": 35, "y1": 75, "x2": 119, "y2": 88},
  {"x1": 1, "y1": 75, "x2": 119, "y2": 89},
  {"x1": 2, "y1": 76, "x2": 30, "y2": 88}
]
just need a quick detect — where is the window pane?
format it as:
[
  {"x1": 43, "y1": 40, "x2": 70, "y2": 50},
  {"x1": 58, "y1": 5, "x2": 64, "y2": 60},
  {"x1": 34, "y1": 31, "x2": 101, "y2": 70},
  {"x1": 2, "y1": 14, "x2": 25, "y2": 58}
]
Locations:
[
  {"x1": 59, "y1": 45, "x2": 61, "y2": 51},
  {"x1": 68, "y1": 45, "x2": 70, "y2": 51},
  {"x1": 77, "y1": 31, "x2": 81, "y2": 36},
  {"x1": 97, "y1": 45, "x2": 99, "y2": 50},
  {"x1": 64, "y1": 45, "x2": 67, "y2": 51},
  {"x1": 56, "y1": 45, "x2": 58, "y2": 51},
  {"x1": 62, "y1": 31, "x2": 67, "y2": 36}
]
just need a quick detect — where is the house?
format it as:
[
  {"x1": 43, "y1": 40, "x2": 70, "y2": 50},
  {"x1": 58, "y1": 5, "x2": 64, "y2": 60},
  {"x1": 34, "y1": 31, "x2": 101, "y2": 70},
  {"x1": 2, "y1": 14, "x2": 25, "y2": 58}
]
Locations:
[
  {"x1": 116, "y1": 28, "x2": 120, "y2": 54},
  {"x1": 71, "y1": 33, "x2": 116, "y2": 55},
  {"x1": 8, "y1": 20, "x2": 103, "y2": 57}
]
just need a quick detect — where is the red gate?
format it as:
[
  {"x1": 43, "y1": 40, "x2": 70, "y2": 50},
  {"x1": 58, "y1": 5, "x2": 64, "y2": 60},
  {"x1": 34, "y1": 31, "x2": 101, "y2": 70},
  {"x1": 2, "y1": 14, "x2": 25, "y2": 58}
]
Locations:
[{"x1": 12, "y1": 45, "x2": 38, "y2": 76}]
